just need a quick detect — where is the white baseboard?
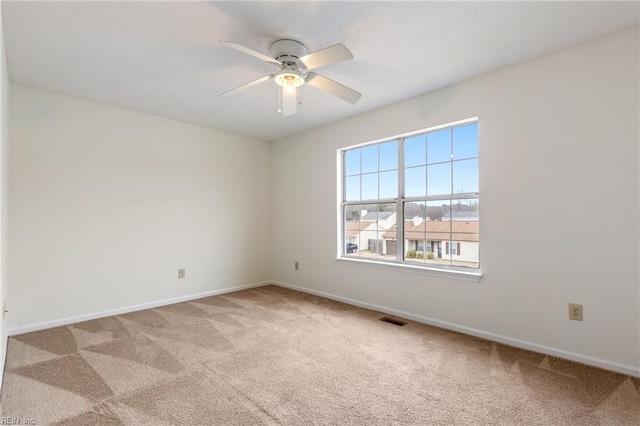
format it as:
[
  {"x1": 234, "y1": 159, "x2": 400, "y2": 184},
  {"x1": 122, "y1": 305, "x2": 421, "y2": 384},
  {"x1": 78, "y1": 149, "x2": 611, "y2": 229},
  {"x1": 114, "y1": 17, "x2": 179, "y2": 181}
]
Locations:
[
  {"x1": 271, "y1": 280, "x2": 640, "y2": 378},
  {"x1": 8, "y1": 281, "x2": 270, "y2": 336}
]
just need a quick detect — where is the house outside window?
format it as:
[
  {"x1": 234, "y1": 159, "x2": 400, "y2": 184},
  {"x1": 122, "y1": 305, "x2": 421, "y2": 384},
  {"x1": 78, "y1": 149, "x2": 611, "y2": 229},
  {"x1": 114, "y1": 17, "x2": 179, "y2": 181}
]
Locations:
[{"x1": 341, "y1": 119, "x2": 479, "y2": 271}]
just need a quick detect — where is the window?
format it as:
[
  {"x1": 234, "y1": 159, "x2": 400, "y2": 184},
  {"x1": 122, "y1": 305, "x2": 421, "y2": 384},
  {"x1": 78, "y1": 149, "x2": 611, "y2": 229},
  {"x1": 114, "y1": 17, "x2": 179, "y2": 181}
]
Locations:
[
  {"x1": 451, "y1": 242, "x2": 460, "y2": 256},
  {"x1": 341, "y1": 119, "x2": 479, "y2": 271}
]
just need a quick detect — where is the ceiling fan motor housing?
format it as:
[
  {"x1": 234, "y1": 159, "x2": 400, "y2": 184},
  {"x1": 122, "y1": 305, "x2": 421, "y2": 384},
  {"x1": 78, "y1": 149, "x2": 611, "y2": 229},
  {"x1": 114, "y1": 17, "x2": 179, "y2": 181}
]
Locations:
[{"x1": 270, "y1": 39, "x2": 308, "y2": 64}]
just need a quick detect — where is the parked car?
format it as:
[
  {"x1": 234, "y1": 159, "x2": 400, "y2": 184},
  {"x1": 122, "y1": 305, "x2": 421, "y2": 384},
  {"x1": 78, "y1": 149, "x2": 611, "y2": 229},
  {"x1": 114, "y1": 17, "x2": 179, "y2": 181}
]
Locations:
[{"x1": 346, "y1": 243, "x2": 358, "y2": 254}]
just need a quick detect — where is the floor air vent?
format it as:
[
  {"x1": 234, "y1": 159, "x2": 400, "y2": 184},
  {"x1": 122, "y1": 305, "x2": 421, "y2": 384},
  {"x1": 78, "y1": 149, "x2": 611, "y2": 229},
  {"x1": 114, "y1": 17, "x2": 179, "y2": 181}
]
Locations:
[{"x1": 379, "y1": 316, "x2": 407, "y2": 326}]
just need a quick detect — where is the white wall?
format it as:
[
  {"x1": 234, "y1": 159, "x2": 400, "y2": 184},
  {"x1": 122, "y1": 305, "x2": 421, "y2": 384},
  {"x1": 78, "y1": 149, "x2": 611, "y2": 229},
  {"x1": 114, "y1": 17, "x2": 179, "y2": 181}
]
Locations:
[
  {"x1": 9, "y1": 84, "x2": 271, "y2": 330},
  {"x1": 0, "y1": 2, "x2": 10, "y2": 388},
  {"x1": 271, "y1": 27, "x2": 640, "y2": 374}
]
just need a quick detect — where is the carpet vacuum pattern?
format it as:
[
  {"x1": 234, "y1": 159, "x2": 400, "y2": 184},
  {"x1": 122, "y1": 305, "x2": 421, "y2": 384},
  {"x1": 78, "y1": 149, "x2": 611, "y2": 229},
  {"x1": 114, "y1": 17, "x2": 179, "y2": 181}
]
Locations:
[{"x1": 1, "y1": 285, "x2": 638, "y2": 425}]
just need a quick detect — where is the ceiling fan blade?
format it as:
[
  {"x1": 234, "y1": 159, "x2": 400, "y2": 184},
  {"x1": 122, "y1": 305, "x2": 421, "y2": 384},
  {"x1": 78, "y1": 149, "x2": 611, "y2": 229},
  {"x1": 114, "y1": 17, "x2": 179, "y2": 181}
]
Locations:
[
  {"x1": 306, "y1": 73, "x2": 361, "y2": 104},
  {"x1": 299, "y1": 44, "x2": 353, "y2": 70},
  {"x1": 280, "y1": 86, "x2": 297, "y2": 116},
  {"x1": 215, "y1": 74, "x2": 273, "y2": 98},
  {"x1": 219, "y1": 41, "x2": 281, "y2": 66}
]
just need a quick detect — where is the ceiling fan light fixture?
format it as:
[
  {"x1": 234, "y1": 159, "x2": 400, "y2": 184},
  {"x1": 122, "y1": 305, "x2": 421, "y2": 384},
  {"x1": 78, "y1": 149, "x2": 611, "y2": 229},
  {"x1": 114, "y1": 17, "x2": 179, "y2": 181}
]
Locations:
[
  {"x1": 274, "y1": 70, "x2": 305, "y2": 89},
  {"x1": 278, "y1": 83, "x2": 299, "y2": 116}
]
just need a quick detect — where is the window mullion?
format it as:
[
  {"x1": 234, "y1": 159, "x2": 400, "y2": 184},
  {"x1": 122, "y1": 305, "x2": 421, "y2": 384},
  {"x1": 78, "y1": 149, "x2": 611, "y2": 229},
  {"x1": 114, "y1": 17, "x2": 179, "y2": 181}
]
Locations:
[
  {"x1": 449, "y1": 129, "x2": 454, "y2": 265},
  {"x1": 344, "y1": 198, "x2": 396, "y2": 205},
  {"x1": 397, "y1": 137, "x2": 405, "y2": 261},
  {"x1": 341, "y1": 151, "x2": 346, "y2": 254}
]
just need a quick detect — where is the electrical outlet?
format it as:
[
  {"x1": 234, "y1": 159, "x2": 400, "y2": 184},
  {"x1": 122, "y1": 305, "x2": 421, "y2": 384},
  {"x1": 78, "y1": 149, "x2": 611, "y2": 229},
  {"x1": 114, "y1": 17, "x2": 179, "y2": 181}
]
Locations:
[
  {"x1": 568, "y1": 303, "x2": 583, "y2": 321},
  {"x1": 178, "y1": 268, "x2": 186, "y2": 279},
  {"x1": 294, "y1": 261, "x2": 299, "y2": 271}
]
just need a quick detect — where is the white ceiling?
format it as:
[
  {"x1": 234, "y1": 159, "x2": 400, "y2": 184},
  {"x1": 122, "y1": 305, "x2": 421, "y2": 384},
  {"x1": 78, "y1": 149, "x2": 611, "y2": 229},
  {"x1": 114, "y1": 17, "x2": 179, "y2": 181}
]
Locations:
[{"x1": 3, "y1": 1, "x2": 639, "y2": 141}]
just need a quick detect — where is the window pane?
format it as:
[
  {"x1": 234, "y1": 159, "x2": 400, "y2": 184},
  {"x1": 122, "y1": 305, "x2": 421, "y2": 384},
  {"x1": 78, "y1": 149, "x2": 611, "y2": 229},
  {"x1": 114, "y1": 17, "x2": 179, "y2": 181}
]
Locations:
[
  {"x1": 345, "y1": 149, "x2": 361, "y2": 176},
  {"x1": 403, "y1": 201, "x2": 426, "y2": 262},
  {"x1": 377, "y1": 203, "x2": 397, "y2": 260},
  {"x1": 344, "y1": 205, "x2": 364, "y2": 256},
  {"x1": 379, "y1": 141, "x2": 398, "y2": 171},
  {"x1": 356, "y1": 203, "x2": 397, "y2": 261},
  {"x1": 404, "y1": 201, "x2": 426, "y2": 220},
  {"x1": 453, "y1": 159, "x2": 478, "y2": 194},
  {"x1": 453, "y1": 123, "x2": 478, "y2": 160},
  {"x1": 405, "y1": 166, "x2": 426, "y2": 197},
  {"x1": 379, "y1": 170, "x2": 397, "y2": 199},
  {"x1": 449, "y1": 198, "x2": 479, "y2": 221},
  {"x1": 426, "y1": 202, "x2": 449, "y2": 221},
  {"x1": 362, "y1": 145, "x2": 378, "y2": 174},
  {"x1": 405, "y1": 135, "x2": 426, "y2": 167},
  {"x1": 361, "y1": 173, "x2": 378, "y2": 200},
  {"x1": 449, "y1": 199, "x2": 478, "y2": 268},
  {"x1": 452, "y1": 231, "x2": 479, "y2": 269},
  {"x1": 405, "y1": 230, "x2": 425, "y2": 241},
  {"x1": 425, "y1": 239, "x2": 447, "y2": 265},
  {"x1": 425, "y1": 220, "x2": 451, "y2": 235},
  {"x1": 345, "y1": 176, "x2": 360, "y2": 201},
  {"x1": 427, "y1": 128, "x2": 451, "y2": 164},
  {"x1": 426, "y1": 218, "x2": 451, "y2": 235},
  {"x1": 427, "y1": 162, "x2": 451, "y2": 196},
  {"x1": 360, "y1": 204, "x2": 396, "y2": 229},
  {"x1": 406, "y1": 252, "x2": 426, "y2": 264},
  {"x1": 425, "y1": 200, "x2": 450, "y2": 266},
  {"x1": 404, "y1": 206, "x2": 426, "y2": 235},
  {"x1": 405, "y1": 229, "x2": 426, "y2": 263},
  {"x1": 345, "y1": 204, "x2": 362, "y2": 221}
]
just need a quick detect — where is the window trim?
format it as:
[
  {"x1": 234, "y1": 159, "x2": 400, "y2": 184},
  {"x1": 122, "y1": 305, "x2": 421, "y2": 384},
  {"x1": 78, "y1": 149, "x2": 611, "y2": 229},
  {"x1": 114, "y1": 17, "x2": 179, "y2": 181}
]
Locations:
[
  {"x1": 334, "y1": 256, "x2": 482, "y2": 281},
  {"x1": 338, "y1": 117, "x2": 480, "y2": 276}
]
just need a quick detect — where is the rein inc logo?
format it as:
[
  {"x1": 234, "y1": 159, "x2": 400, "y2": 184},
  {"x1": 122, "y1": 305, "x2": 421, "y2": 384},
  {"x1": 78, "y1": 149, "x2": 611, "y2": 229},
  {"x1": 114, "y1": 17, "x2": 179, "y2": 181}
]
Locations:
[{"x1": 0, "y1": 418, "x2": 36, "y2": 425}]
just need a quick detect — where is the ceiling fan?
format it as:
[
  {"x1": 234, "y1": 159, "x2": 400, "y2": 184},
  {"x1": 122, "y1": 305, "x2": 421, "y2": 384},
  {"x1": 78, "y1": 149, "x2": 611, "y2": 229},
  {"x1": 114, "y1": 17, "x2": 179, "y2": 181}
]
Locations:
[{"x1": 216, "y1": 39, "x2": 361, "y2": 116}]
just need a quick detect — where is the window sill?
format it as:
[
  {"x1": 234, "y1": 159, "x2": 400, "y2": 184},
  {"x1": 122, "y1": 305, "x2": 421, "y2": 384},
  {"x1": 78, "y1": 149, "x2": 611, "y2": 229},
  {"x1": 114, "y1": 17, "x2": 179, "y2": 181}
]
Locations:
[{"x1": 334, "y1": 257, "x2": 482, "y2": 282}]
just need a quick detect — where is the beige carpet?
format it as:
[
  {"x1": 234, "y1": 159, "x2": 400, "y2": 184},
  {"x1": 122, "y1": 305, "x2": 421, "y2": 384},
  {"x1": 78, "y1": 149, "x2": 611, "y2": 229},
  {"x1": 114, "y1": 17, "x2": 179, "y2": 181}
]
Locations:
[{"x1": 1, "y1": 285, "x2": 638, "y2": 425}]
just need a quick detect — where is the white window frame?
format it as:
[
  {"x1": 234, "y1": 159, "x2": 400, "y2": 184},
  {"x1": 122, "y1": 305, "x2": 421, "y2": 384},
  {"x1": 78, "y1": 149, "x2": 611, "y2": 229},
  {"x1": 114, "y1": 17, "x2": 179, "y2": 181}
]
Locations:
[{"x1": 338, "y1": 118, "x2": 480, "y2": 277}]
